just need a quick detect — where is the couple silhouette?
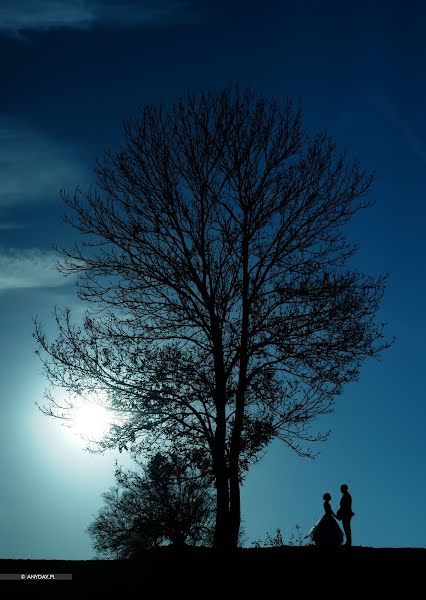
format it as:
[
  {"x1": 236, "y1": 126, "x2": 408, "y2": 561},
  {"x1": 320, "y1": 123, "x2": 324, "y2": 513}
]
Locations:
[{"x1": 308, "y1": 484, "x2": 355, "y2": 547}]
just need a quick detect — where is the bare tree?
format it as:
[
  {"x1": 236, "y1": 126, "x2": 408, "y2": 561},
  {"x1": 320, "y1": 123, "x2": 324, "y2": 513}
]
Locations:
[
  {"x1": 34, "y1": 86, "x2": 391, "y2": 550},
  {"x1": 88, "y1": 452, "x2": 215, "y2": 558}
]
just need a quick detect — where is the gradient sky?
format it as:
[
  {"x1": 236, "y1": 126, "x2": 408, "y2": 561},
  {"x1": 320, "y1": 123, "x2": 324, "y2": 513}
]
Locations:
[{"x1": 0, "y1": 0, "x2": 425, "y2": 559}]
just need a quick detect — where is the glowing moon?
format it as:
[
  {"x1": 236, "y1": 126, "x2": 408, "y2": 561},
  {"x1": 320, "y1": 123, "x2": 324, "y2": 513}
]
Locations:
[{"x1": 71, "y1": 404, "x2": 112, "y2": 441}]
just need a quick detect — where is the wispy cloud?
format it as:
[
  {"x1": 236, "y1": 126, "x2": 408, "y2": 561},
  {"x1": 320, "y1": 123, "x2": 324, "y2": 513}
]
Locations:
[
  {"x1": 0, "y1": 248, "x2": 66, "y2": 291},
  {"x1": 0, "y1": 0, "x2": 191, "y2": 36},
  {"x1": 380, "y1": 103, "x2": 426, "y2": 166},
  {"x1": 0, "y1": 1, "x2": 96, "y2": 35},
  {"x1": 0, "y1": 123, "x2": 88, "y2": 207},
  {"x1": 0, "y1": 222, "x2": 25, "y2": 230},
  {"x1": 366, "y1": 86, "x2": 426, "y2": 166},
  {"x1": 99, "y1": 1, "x2": 192, "y2": 26}
]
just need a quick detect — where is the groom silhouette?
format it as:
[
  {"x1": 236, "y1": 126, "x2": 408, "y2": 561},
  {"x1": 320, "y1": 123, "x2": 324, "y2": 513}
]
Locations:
[{"x1": 338, "y1": 484, "x2": 355, "y2": 547}]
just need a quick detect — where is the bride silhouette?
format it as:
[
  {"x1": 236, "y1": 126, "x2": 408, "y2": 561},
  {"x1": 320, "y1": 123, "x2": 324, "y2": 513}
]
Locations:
[{"x1": 307, "y1": 493, "x2": 344, "y2": 546}]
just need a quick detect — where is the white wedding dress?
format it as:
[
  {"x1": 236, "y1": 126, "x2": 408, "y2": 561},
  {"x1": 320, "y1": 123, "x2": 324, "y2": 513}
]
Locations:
[{"x1": 307, "y1": 502, "x2": 344, "y2": 546}]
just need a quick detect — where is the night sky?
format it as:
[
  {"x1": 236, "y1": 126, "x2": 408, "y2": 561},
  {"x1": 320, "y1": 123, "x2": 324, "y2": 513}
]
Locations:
[{"x1": 0, "y1": 0, "x2": 425, "y2": 558}]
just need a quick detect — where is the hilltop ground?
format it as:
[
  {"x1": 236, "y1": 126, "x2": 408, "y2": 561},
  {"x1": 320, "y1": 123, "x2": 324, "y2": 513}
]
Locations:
[{"x1": 1, "y1": 546, "x2": 425, "y2": 585}]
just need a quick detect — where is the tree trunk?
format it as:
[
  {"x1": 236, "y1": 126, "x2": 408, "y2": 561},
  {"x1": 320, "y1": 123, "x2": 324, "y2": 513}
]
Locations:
[
  {"x1": 212, "y1": 398, "x2": 232, "y2": 549},
  {"x1": 211, "y1": 321, "x2": 233, "y2": 550},
  {"x1": 228, "y1": 454, "x2": 241, "y2": 548},
  {"x1": 213, "y1": 444, "x2": 231, "y2": 549},
  {"x1": 228, "y1": 223, "x2": 250, "y2": 548},
  {"x1": 228, "y1": 382, "x2": 246, "y2": 548}
]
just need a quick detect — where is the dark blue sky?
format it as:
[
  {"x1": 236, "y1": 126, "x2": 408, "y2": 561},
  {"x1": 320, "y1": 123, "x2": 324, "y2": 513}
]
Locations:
[{"x1": 0, "y1": 0, "x2": 425, "y2": 558}]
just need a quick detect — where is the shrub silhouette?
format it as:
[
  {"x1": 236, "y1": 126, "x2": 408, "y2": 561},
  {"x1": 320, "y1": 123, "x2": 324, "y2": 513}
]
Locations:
[{"x1": 88, "y1": 453, "x2": 215, "y2": 558}]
